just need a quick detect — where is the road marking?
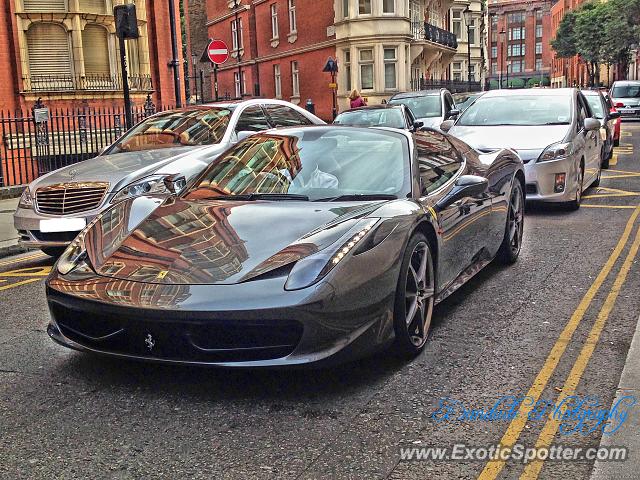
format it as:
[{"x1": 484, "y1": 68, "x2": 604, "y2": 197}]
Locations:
[
  {"x1": 477, "y1": 205, "x2": 640, "y2": 480},
  {"x1": 604, "y1": 168, "x2": 640, "y2": 176},
  {"x1": 520, "y1": 223, "x2": 640, "y2": 479},
  {"x1": 0, "y1": 266, "x2": 51, "y2": 278},
  {"x1": 582, "y1": 204, "x2": 638, "y2": 209},
  {"x1": 601, "y1": 174, "x2": 640, "y2": 180},
  {"x1": 0, "y1": 278, "x2": 41, "y2": 291},
  {"x1": 0, "y1": 252, "x2": 46, "y2": 268},
  {"x1": 609, "y1": 153, "x2": 618, "y2": 166}
]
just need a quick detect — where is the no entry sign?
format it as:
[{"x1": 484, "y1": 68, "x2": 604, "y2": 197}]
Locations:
[{"x1": 207, "y1": 39, "x2": 229, "y2": 65}]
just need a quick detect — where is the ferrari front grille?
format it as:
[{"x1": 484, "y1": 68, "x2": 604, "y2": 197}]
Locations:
[{"x1": 36, "y1": 182, "x2": 109, "y2": 215}]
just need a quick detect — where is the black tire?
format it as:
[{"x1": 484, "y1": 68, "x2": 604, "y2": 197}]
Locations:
[
  {"x1": 41, "y1": 247, "x2": 66, "y2": 258},
  {"x1": 566, "y1": 164, "x2": 584, "y2": 211},
  {"x1": 601, "y1": 145, "x2": 610, "y2": 170},
  {"x1": 497, "y1": 181, "x2": 524, "y2": 264},
  {"x1": 614, "y1": 138, "x2": 620, "y2": 147},
  {"x1": 391, "y1": 232, "x2": 435, "y2": 358}
]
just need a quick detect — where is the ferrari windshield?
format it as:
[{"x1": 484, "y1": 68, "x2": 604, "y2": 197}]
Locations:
[
  {"x1": 107, "y1": 107, "x2": 234, "y2": 154},
  {"x1": 389, "y1": 95, "x2": 442, "y2": 118},
  {"x1": 185, "y1": 128, "x2": 411, "y2": 201},
  {"x1": 457, "y1": 94, "x2": 572, "y2": 126},
  {"x1": 333, "y1": 109, "x2": 406, "y2": 128}
]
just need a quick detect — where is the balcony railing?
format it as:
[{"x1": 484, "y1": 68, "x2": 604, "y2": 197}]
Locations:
[
  {"x1": 411, "y1": 79, "x2": 485, "y2": 93},
  {"x1": 412, "y1": 21, "x2": 458, "y2": 49},
  {"x1": 22, "y1": 74, "x2": 153, "y2": 93}
]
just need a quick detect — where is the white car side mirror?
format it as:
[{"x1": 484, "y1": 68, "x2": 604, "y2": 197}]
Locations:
[{"x1": 440, "y1": 120, "x2": 455, "y2": 132}]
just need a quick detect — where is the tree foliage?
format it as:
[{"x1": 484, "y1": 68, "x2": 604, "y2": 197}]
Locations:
[{"x1": 551, "y1": 0, "x2": 639, "y2": 83}]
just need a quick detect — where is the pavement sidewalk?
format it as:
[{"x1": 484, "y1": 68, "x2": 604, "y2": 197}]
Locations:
[
  {"x1": 0, "y1": 197, "x2": 26, "y2": 258},
  {"x1": 590, "y1": 315, "x2": 640, "y2": 479}
]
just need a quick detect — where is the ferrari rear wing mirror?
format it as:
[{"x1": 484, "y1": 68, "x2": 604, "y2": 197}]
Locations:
[{"x1": 434, "y1": 175, "x2": 488, "y2": 212}]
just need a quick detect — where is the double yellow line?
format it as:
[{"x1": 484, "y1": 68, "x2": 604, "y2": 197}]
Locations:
[{"x1": 478, "y1": 204, "x2": 640, "y2": 480}]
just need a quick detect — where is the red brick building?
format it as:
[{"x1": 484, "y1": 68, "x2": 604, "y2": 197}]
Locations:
[
  {"x1": 205, "y1": 0, "x2": 336, "y2": 120},
  {"x1": 487, "y1": 0, "x2": 554, "y2": 88},
  {"x1": 0, "y1": 0, "x2": 185, "y2": 113}
]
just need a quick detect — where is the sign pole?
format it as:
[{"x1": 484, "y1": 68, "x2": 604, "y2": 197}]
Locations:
[
  {"x1": 118, "y1": 33, "x2": 133, "y2": 130},
  {"x1": 213, "y1": 63, "x2": 219, "y2": 101}
]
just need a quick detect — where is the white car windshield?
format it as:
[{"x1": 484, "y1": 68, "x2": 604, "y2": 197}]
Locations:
[{"x1": 457, "y1": 95, "x2": 572, "y2": 126}]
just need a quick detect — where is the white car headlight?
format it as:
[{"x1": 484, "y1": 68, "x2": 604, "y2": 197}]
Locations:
[
  {"x1": 18, "y1": 188, "x2": 33, "y2": 209},
  {"x1": 111, "y1": 175, "x2": 169, "y2": 204},
  {"x1": 538, "y1": 142, "x2": 573, "y2": 162}
]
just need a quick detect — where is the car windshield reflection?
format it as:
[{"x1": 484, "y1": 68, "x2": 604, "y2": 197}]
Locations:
[{"x1": 184, "y1": 128, "x2": 411, "y2": 202}]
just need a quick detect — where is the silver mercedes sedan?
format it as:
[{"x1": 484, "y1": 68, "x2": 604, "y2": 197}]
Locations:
[
  {"x1": 442, "y1": 88, "x2": 602, "y2": 210},
  {"x1": 14, "y1": 99, "x2": 323, "y2": 256}
]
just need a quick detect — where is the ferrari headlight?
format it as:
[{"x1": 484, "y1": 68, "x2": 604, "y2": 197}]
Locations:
[
  {"x1": 111, "y1": 175, "x2": 169, "y2": 204},
  {"x1": 56, "y1": 214, "x2": 102, "y2": 275},
  {"x1": 18, "y1": 188, "x2": 33, "y2": 209},
  {"x1": 538, "y1": 142, "x2": 573, "y2": 162},
  {"x1": 284, "y1": 218, "x2": 379, "y2": 291}
]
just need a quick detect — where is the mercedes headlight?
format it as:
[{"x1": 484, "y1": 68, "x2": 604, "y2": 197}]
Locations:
[
  {"x1": 284, "y1": 218, "x2": 381, "y2": 291},
  {"x1": 538, "y1": 142, "x2": 573, "y2": 162},
  {"x1": 18, "y1": 188, "x2": 33, "y2": 209},
  {"x1": 111, "y1": 175, "x2": 169, "y2": 204}
]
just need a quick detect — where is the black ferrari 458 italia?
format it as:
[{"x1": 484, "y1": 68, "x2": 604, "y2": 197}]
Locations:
[{"x1": 46, "y1": 125, "x2": 524, "y2": 367}]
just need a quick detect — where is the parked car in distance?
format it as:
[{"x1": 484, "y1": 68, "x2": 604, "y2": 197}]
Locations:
[
  {"x1": 388, "y1": 89, "x2": 458, "y2": 129},
  {"x1": 46, "y1": 125, "x2": 524, "y2": 367},
  {"x1": 602, "y1": 91, "x2": 621, "y2": 147},
  {"x1": 582, "y1": 89, "x2": 620, "y2": 168},
  {"x1": 453, "y1": 91, "x2": 485, "y2": 112},
  {"x1": 442, "y1": 88, "x2": 602, "y2": 210},
  {"x1": 333, "y1": 104, "x2": 423, "y2": 131},
  {"x1": 610, "y1": 80, "x2": 640, "y2": 120},
  {"x1": 14, "y1": 100, "x2": 324, "y2": 257}
]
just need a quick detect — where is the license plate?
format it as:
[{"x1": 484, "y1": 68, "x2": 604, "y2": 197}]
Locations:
[
  {"x1": 40, "y1": 217, "x2": 86, "y2": 233},
  {"x1": 619, "y1": 108, "x2": 637, "y2": 114}
]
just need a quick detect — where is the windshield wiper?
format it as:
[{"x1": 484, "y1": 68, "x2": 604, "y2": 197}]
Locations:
[
  {"x1": 209, "y1": 193, "x2": 310, "y2": 201},
  {"x1": 315, "y1": 194, "x2": 398, "y2": 202},
  {"x1": 542, "y1": 121, "x2": 571, "y2": 125}
]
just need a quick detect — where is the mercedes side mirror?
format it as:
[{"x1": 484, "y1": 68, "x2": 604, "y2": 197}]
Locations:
[
  {"x1": 440, "y1": 119, "x2": 455, "y2": 132},
  {"x1": 447, "y1": 109, "x2": 461, "y2": 120},
  {"x1": 434, "y1": 175, "x2": 488, "y2": 212},
  {"x1": 412, "y1": 121, "x2": 424, "y2": 132},
  {"x1": 163, "y1": 174, "x2": 187, "y2": 195},
  {"x1": 608, "y1": 111, "x2": 621, "y2": 120},
  {"x1": 584, "y1": 118, "x2": 601, "y2": 132}
]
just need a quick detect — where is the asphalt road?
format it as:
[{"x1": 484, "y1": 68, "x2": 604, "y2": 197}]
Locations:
[{"x1": 1, "y1": 124, "x2": 640, "y2": 480}]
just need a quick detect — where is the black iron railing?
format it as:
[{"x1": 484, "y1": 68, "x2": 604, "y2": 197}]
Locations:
[
  {"x1": 22, "y1": 74, "x2": 153, "y2": 93},
  {"x1": 411, "y1": 79, "x2": 485, "y2": 93},
  {"x1": 412, "y1": 22, "x2": 458, "y2": 49}
]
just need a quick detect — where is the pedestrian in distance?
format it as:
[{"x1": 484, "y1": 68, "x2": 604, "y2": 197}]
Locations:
[{"x1": 349, "y1": 89, "x2": 367, "y2": 109}]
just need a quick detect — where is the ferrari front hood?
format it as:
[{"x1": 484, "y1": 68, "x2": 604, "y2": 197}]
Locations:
[{"x1": 90, "y1": 198, "x2": 383, "y2": 285}]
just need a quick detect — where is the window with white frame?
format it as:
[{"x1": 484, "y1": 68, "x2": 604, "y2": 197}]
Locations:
[
  {"x1": 291, "y1": 60, "x2": 300, "y2": 96},
  {"x1": 270, "y1": 4, "x2": 278, "y2": 39},
  {"x1": 343, "y1": 0, "x2": 349, "y2": 18},
  {"x1": 288, "y1": 0, "x2": 297, "y2": 33},
  {"x1": 359, "y1": 49, "x2": 374, "y2": 90},
  {"x1": 274, "y1": 64, "x2": 281, "y2": 98},
  {"x1": 383, "y1": 0, "x2": 395, "y2": 14},
  {"x1": 536, "y1": 24, "x2": 543, "y2": 38},
  {"x1": 536, "y1": 42, "x2": 542, "y2": 55},
  {"x1": 384, "y1": 47, "x2": 397, "y2": 89},
  {"x1": 233, "y1": 71, "x2": 246, "y2": 98},
  {"x1": 452, "y1": 10, "x2": 462, "y2": 39},
  {"x1": 468, "y1": 19, "x2": 476, "y2": 45},
  {"x1": 535, "y1": 58, "x2": 543, "y2": 71},
  {"x1": 469, "y1": 64, "x2": 476, "y2": 80},
  {"x1": 452, "y1": 61, "x2": 462, "y2": 81},
  {"x1": 359, "y1": 0, "x2": 371, "y2": 15},
  {"x1": 491, "y1": 46, "x2": 497, "y2": 58},
  {"x1": 344, "y1": 50, "x2": 352, "y2": 92},
  {"x1": 231, "y1": 18, "x2": 243, "y2": 51}
]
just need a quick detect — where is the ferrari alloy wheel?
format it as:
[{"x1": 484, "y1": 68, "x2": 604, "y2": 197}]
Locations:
[
  {"x1": 497, "y1": 181, "x2": 524, "y2": 264},
  {"x1": 392, "y1": 233, "x2": 435, "y2": 357}
]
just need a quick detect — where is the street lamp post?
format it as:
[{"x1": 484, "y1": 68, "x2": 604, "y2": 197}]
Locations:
[
  {"x1": 463, "y1": 7, "x2": 473, "y2": 87},
  {"x1": 168, "y1": 0, "x2": 182, "y2": 107},
  {"x1": 499, "y1": 28, "x2": 506, "y2": 89},
  {"x1": 234, "y1": 0, "x2": 243, "y2": 98}
]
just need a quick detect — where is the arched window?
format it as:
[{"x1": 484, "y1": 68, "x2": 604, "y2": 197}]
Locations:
[
  {"x1": 23, "y1": 0, "x2": 66, "y2": 13},
  {"x1": 26, "y1": 23, "x2": 72, "y2": 89},
  {"x1": 82, "y1": 25, "x2": 111, "y2": 76},
  {"x1": 78, "y1": 0, "x2": 106, "y2": 14}
]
